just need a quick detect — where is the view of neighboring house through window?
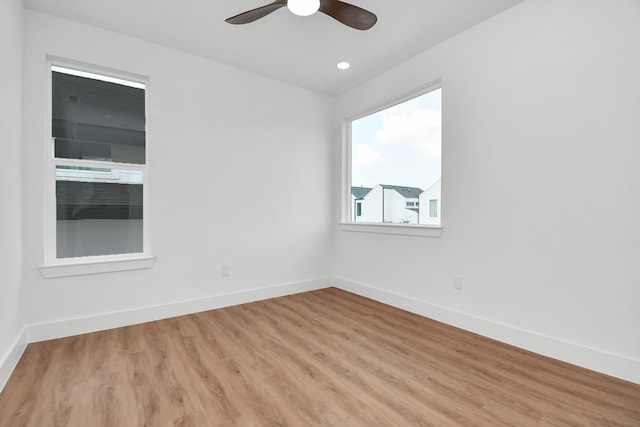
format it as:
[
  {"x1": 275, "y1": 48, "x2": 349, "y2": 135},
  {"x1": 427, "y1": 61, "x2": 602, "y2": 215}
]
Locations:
[
  {"x1": 350, "y1": 86, "x2": 441, "y2": 225},
  {"x1": 49, "y1": 65, "x2": 147, "y2": 260}
]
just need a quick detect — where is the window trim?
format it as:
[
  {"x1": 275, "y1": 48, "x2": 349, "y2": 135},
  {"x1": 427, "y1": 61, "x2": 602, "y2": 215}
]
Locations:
[
  {"x1": 341, "y1": 80, "x2": 443, "y2": 237},
  {"x1": 43, "y1": 58, "x2": 154, "y2": 276},
  {"x1": 339, "y1": 222, "x2": 443, "y2": 237},
  {"x1": 39, "y1": 256, "x2": 156, "y2": 278}
]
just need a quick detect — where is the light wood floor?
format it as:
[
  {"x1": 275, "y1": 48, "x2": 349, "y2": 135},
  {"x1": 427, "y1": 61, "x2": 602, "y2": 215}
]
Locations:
[{"x1": 1, "y1": 288, "x2": 638, "y2": 426}]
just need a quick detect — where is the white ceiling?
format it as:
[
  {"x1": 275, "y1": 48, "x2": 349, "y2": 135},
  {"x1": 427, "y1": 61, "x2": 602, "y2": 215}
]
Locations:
[{"x1": 24, "y1": 0, "x2": 525, "y2": 96}]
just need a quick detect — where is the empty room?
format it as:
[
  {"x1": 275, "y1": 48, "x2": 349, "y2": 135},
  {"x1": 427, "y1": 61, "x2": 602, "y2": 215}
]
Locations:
[{"x1": 1, "y1": 0, "x2": 639, "y2": 425}]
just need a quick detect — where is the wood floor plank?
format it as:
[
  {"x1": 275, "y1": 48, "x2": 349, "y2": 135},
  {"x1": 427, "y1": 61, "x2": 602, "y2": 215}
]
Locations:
[
  {"x1": 229, "y1": 303, "x2": 405, "y2": 425},
  {"x1": 245, "y1": 296, "x2": 464, "y2": 425},
  {"x1": 1, "y1": 288, "x2": 639, "y2": 426},
  {"x1": 190, "y1": 312, "x2": 293, "y2": 425},
  {"x1": 288, "y1": 292, "x2": 560, "y2": 422},
  {"x1": 270, "y1": 298, "x2": 509, "y2": 425},
  {"x1": 321, "y1": 289, "x2": 640, "y2": 425}
]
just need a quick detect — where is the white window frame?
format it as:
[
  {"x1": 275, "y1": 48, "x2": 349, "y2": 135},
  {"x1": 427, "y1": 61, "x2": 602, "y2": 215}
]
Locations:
[
  {"x1": 40, "y1": 58, "x2": 155, "y2": 278},
  {"x1": 340, "y1": 81, "x2": 443, "y2": 238}
]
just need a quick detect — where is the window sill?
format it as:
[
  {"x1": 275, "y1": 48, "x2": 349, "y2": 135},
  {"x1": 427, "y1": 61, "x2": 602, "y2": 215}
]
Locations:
[
  {"x1": 39, "y1": 255, "x2": 156, "y2": 278},
  {"x1": 340, "y1": 223, "x2": 442, "y2": 237}
]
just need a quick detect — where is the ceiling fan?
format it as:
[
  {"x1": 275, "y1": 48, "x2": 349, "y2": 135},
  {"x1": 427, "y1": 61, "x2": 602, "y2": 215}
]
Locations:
[{"x1": 225, "y1": 0, "x2": 377, "y2": 31}]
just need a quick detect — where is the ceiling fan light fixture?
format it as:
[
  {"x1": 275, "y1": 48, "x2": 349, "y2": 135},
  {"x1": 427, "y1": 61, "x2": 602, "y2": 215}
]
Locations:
[
  {"x1": 287, "y1": 0, "x2": 320, "y2": 17},
  {"x1": 225, "y1": 0, "x2": 377, "y2": 30}
]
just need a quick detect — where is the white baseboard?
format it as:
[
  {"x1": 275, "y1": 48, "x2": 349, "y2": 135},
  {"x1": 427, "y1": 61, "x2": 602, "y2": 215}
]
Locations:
[
  {"x1": 28, "y1": 277, "x2": 331, "y2": 343},
  {"x1": 0, "y1": 327, "x2": 29, "y2": 392},
  {"x1": 4, "y1": 276, "x2": 638, "y2": 392},
  {"x1": 334, "y1": 277, "x2": 640, "y2": 385}
]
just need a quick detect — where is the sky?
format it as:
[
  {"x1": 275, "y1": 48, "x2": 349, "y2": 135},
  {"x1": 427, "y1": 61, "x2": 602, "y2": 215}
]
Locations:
[{"x1": 351, "y1": 88, "x2": 441, "y2": 191}]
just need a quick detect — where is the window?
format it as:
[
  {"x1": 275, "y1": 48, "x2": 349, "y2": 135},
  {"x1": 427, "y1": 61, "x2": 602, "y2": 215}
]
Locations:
[
  {"x1": 347, "y1": 86, "x2": 441, "y2": 228},
  {"x1": 429, "y1": 199, "x2": 438, "y2": 218},
  {"x1": 44, "y1": 64, "x2": 152, "y2": 273}
]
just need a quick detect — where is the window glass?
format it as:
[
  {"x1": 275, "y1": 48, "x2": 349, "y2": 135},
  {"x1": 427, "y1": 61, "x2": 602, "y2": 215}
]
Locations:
[
  {"x1": 49, "y1": 65, "x2": 147, "y2": 262},
  {"x1": 56, "y1": 167, "x2": 143, "y2": 258},
  {"x1": 429, "y1": 199, "x2": 438, "y2": 218},
  {"x1": 350, "y1": 88, "x2": 441, "y2": 225},
  {"x1": 52, "y1": 67, "x2": 145, "y2": 164}
]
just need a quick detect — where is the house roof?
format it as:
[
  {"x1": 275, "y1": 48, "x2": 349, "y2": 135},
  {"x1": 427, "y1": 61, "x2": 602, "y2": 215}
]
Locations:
[
  {"x1": 423, "y1": 178, "x2": 442, "y2": 194},
  {"x1": 380, "y1": 185, "x2": 424, "y2": 199},
  {"x1": 351, "y1": 186, "x2": 372, "y2": 199}
]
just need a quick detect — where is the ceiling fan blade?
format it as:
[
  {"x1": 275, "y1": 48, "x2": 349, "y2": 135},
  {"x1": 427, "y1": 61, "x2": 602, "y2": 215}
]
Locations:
[
  {"x1": 225, "y1": 0, "x2": 287, "y2": 25},
  {"x1": 319, "y1": 0, "x2": 377, "y2": 30}
]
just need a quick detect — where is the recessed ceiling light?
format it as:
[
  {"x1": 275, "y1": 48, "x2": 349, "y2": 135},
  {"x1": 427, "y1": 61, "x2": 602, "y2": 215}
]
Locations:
[{"x1": 337, "y1": 62, "x2": 350, "y2": 70}]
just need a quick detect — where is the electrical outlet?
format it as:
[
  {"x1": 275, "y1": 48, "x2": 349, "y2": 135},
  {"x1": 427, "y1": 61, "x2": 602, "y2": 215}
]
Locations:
[
  {"x1": 221, "y1": 265, "x2": 231, "y2": 277},
  {"x1": 453, "y1": 275, "x2": 463, "y2": 290}
]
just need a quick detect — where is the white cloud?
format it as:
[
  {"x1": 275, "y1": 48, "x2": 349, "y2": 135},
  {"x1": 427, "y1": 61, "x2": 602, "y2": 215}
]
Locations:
[
  {"x1": 353, "y1": 144, "x2": 383, "y2": 167},
  {"x1": 374, "y1": 108, "x2": 441, "y2": 158}
]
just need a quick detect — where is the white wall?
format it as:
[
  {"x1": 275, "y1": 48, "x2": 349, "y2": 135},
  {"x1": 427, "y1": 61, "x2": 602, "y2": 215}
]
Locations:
[
  {"x1": 21, "y1": 11, "x2": 334, "y2": 333},
  {"x1": 334, "y1": 0, "x2": 640, "y2": 383},
  {"x1": 0, "y1": 0, "x2": 25, "y2": 387}
]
